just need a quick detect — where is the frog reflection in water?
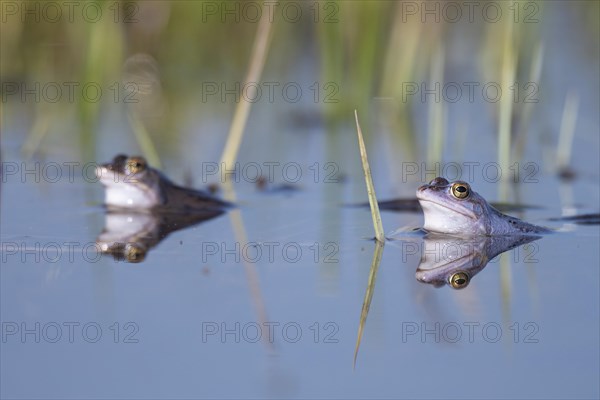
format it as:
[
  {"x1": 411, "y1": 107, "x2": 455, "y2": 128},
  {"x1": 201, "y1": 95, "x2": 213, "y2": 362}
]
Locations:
[
  {"x1": 417, "y1": 177, "x2": 548, "y2": 235},
  {"x1": 415, "y1": 234, "x2": 541, "y2": 289},
  {"x1": 95, "y1": 154, "x2": 230, "y2": 213},
  {"x1": 97, "y1": 210, "x2": 224, "y2": 263}
]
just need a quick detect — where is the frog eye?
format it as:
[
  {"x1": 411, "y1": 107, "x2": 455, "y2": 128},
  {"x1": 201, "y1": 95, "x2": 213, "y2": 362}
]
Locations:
[
  {"x1": 451, "y1": 182, "x2": 470, "y2": 199},
  {"x1": 125, "y1": 243, "x2": 146, "y2": 263},
  {"x1": 127, "y1": 156, "x2": 147, "y2": 174},
  {"x1": 449, "y1": 272, "x2": 469, "y2": 289}
]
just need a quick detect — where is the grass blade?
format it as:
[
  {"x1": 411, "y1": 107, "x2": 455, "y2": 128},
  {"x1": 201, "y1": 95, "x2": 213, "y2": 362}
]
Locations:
[
  {"x1": 219, "y1": 8, "x2": 273, "y2": 184},
  {"x1": 354, "y1": 110, "x2": 385, "y2": 243},
  {"x1": 427, "y1": 45, "x2": 445, "y2": 165}
]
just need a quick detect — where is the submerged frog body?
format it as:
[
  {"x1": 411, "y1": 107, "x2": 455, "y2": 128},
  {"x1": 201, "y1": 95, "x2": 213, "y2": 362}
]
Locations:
[
  {"x1": 416, "y1": 177, "x2": 548, "y2": 235},
  {"x1": 96, "y1": 154, "x2": 229, "y2": 213}
]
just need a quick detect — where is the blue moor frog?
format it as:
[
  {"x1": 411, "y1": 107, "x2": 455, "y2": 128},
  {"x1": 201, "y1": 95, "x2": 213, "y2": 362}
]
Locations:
[
  {"x1": 416, "y1": 177, "x2": 548, "y2": 235},
  {"x1": 95, "y1": 154, "x2": 229, "y2": 213}
]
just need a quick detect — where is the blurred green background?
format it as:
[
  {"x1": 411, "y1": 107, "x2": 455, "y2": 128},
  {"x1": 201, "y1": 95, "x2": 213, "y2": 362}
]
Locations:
[{"x1": 1, "y1": 1, "x2": 599, "y2": 174}]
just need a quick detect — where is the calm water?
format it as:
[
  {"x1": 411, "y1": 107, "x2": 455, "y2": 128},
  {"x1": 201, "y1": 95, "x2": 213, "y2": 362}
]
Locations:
[
  {"x1": 2, "y1": 2, "x2": 599, "y2": 399},
  {"x1": 2, "y1": 132, "x2": 599, "y2": 399}
]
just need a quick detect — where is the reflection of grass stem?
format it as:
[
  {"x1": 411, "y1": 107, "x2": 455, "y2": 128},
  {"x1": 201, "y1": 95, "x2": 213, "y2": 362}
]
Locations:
[
  {"x1": 228, "y1": 207, "x2": 273, "y2": 353},
  {"x1": 557, "y1": 91, "x2": 579, "y2": 170},
  {"x1": 354, "y1": 110, "x2": 385, "y2": 243},
  {"x1": 500, "y1": 253, "x2": 512, "y2": 341},
  {"x1": 219, "y1": 7, "x2": 273, "y2": 192},
  {"x1": 21, "y1": 111, "x2": 50, "y2": 159},
  {"x1": 354, "y1": 240, "x2": 384, "y2": 368}
]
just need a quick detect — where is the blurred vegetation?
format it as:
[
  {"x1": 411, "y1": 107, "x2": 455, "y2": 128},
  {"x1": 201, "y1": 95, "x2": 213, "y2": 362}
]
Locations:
[{"x1": 1, "y1": 0, "x2": 598, "y2": 167}]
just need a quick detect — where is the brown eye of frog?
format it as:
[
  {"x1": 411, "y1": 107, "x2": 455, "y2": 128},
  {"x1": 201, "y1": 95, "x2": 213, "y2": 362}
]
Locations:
[
  {"x1": 451, "y1": 182, "x2": 470, "y2": 199},
  {"x1": 450, "y1": 271, "x2": 470, "y2": 289},
  {"x1": 127, "y1": 157, "x2": 147, "y2": 174}
]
